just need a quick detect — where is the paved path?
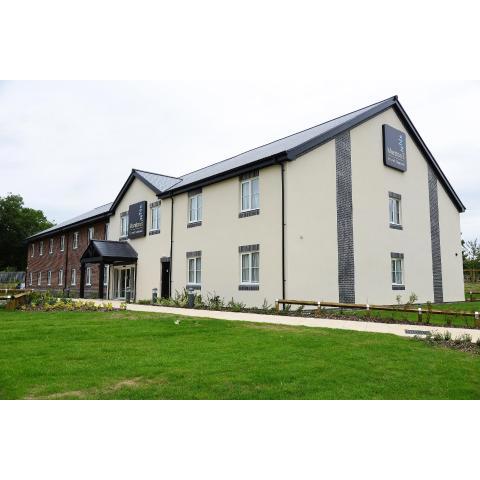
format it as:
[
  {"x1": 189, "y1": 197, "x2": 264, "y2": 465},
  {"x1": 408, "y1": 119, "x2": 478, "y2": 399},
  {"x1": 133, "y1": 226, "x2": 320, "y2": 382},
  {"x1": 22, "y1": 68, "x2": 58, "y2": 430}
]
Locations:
[{"x1": 82, "y1": 299, "x2": 480, "y2": 342}]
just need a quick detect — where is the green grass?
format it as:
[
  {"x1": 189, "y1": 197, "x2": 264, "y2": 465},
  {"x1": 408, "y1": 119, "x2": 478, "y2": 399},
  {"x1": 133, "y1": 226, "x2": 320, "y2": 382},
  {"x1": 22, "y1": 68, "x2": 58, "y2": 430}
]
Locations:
[
  {"x1": 1, "y1": 310, "x2": 480, "y2": 399},
  {"x1": 340, "y1": 301, "x2": 480, "y2": 328}
]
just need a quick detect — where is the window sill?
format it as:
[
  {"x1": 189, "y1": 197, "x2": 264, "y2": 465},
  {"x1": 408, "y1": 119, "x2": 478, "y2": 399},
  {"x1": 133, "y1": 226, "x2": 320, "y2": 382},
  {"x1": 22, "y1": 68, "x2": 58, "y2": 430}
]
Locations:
[
  {"x1": 187, "y1": 221, "x2": 202, "y2": 228},
  {"x1": 239, "y1": 284, "x2": 259, "y2": 291},
  {"x1": 239, "y1": 209, "x2": 260, "y2": 218},
  {"x1": 392, "y1": 285, "x2": 405, "y2": 290},
  {"x1": 149, "y1": 229, "x2": 160, "y2": 236},
  {"x1": 186, "y1": 284, "x2": 201, "y2": 290},
  {"x1": 119, "y1": 236, "x2": 128, "y2": 241},
  {"x1": 389, "y1": 223, "x2": 403, "y2": 230}
]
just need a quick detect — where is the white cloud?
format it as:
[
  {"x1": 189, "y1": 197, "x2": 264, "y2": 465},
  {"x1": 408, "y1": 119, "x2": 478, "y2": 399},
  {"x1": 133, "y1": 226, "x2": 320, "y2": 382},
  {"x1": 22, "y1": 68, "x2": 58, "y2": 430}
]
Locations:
[{"x1": 0, "y1": 80, "x2": 478, "y2": 239}]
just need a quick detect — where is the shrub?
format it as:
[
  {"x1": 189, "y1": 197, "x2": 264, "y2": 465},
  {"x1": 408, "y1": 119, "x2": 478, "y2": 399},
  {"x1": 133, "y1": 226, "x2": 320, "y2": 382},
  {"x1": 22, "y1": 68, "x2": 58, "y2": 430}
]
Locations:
[{"x1": 227, "y1": 298, "x2": 246, "y2": 312}]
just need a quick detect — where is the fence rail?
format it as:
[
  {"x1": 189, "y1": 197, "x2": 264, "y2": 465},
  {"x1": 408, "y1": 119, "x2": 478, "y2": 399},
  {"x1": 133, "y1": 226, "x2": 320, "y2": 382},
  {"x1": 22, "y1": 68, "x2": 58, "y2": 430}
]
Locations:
[{"x1": 274, "y1": 299, "x2": 480, "y2": 322}]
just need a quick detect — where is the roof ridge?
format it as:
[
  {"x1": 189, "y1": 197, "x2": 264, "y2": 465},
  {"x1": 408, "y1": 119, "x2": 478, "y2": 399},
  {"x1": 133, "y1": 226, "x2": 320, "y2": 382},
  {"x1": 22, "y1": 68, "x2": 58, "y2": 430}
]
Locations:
[{"x1": 176, "y1": 96, "x2": 396, "y2": 179}]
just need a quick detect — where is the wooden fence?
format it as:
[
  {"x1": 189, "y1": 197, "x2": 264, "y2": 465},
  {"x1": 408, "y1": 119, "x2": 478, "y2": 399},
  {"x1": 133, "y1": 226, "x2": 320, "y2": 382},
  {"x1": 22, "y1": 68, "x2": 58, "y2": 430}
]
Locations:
[
  {"x1": 464, "y1": 269, "x2": 480, "y2": 283},
  {"x1": 274, "y1": 299, "x2": 480, "y2": 324}
]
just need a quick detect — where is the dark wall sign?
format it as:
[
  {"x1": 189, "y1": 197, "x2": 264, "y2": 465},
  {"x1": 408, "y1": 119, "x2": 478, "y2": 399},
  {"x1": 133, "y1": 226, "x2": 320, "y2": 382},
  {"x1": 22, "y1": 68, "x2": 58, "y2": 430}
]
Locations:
[
  {"x1": 383, "y1": 124, "x2": 407, "y2": 172},
  {"x1": 128, "y1": 201, "x2": 147, "y2": 238}
]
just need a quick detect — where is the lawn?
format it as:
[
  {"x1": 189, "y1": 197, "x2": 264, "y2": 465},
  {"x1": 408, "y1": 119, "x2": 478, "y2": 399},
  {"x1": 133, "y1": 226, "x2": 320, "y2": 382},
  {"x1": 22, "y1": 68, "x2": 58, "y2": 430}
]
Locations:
[{"x1": 1, "y1": 310, "x2": 480, "y2": 399}]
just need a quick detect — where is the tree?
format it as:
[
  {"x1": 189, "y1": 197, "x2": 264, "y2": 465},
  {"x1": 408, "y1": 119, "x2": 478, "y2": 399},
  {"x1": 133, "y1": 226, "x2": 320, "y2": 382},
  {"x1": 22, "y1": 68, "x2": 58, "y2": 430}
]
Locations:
[
  {"x1": 463, "y1": 238, "x2": 480, "y2": 270},
  {"x1": 0, "y1": 194, "x2": 54, "y2": 271}
]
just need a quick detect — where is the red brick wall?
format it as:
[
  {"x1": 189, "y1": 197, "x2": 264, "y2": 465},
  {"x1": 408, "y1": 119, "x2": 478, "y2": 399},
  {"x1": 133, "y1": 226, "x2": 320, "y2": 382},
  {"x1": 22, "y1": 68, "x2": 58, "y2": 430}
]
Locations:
[{"x1": 26, "y1": 221, "x2": 108, "y2": 298}]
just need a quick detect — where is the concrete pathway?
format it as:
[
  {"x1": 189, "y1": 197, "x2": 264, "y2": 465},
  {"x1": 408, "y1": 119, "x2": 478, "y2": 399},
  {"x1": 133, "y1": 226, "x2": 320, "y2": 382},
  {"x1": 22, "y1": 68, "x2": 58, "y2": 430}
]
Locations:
[{"x1": 81, "y1": 299, "x2": 480, "y2": 342}]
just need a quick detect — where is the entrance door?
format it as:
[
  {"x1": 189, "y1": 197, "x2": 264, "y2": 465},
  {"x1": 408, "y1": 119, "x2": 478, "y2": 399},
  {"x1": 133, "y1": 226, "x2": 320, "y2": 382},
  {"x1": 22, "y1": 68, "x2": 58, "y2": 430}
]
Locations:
[
  {"x1": 161, "y1": 261, "x2": 170, "y2": 298},
  {"x1": 113, "y1": 266, "x2": 134, "y2": 300}
]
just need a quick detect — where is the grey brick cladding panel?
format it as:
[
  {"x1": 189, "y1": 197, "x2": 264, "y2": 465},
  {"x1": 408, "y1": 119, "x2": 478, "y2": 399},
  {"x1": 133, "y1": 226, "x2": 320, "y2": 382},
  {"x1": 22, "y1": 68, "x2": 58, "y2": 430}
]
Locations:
[
  {"x1": 186, "y1": 250, "x2": 202, "y2": 258},
  {"x1": 239, "y1": 244, "x2": 260, "y2": 253},
  {"x1": 428, "y1": 167, "x2": 444, "y2": 303},
  {"x1": 335, "y1": 131, "x2": 355, "y2": 304},
  {"x1": 238, "y1": 209, "x2": 260, "y2": 218}
]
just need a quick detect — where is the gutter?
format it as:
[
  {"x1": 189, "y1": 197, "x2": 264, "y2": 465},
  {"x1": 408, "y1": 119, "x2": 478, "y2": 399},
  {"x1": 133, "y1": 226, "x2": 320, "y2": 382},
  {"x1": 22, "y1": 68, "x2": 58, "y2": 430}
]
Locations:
[{"x1": 169, "y1": 195, "x2": 174, "y2": 297}]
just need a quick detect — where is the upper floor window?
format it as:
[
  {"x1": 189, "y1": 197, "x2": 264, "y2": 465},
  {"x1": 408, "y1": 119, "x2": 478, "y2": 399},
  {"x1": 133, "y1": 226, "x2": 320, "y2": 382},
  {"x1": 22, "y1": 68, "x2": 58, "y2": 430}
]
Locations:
[
  {"x1": 188, "y1": 192, "x2": 202, "y2": 224},
  {"x1": 187, "y1": 255, "x2": 202, "y2": 285},
  {"x1": 120, "y1": 213, "x2": 129, "y2": 237},
  {"x1": 388, "y1": 192, "x2": 402, "y2": 228},
  {"x1": 86, "y1": 267, "x2": 92, "y2": 286},
  {"x1": 73, "y1": 232, "x2": 79, "y2": 249},
  {"x1": 88, "y1": 227, "x2": 94, "y2": 241},
  {"x1": 60, "y1": 235, "x2": 65, "y2": 252},
  {"x1": 39, "y1": 241, "x2": 44, "y2": 256},
  {"x1": 49, "y1": 238, "x2": 54, "y2": 254},
  {"x1": 151, "y1": 204, "x2": 160, "y2": 231},
  {"x1": 391, "y1": 254, "x2": 404, "y2": 287},
  {"x1": 31, "y1": 244, "x2": 35, "y2": 257},
  {"x1": 241, "y1": 174, "x2": 259, "y2": 212}
]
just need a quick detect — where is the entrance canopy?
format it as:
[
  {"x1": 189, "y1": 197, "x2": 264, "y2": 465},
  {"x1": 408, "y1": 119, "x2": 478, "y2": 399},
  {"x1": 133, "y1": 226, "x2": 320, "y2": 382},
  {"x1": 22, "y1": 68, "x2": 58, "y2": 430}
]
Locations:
[
  {"x1": 80, "y1": 240, "x2": 138, "y2": 265},
  {"x1": 79, "y1": 241, "x2": 138, "y2": 299}
]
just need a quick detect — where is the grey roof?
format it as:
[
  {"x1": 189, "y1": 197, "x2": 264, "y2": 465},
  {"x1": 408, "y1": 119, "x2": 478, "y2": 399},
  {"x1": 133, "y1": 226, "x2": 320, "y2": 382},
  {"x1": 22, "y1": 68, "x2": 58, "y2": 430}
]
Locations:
[
  {"x1": 27, "y1": 202, "x2": 113, "y2": 240},
  {"x1": 134, "y1": 169, "x2": 182, "y2": 193},
  {"x1": 82, "y1": 240, "x2": 138, "y2": 261}
]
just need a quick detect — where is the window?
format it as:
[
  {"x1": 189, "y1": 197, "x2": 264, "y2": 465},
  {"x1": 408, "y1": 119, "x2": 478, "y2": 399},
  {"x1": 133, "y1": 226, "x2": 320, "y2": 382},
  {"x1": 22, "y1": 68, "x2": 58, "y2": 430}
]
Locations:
[
  {"x1": 391, "y1": 256, "x2": 404, "y2": 286},
  {"x1": 47, "y1": 271, "x2": 52, "y2": 286},
  {"x1": 60, "y1": 235, "x2": 65, "y2": 252},
  {"x1": 31, "y1": 244, "x2": 35, "y2": 257},
  {"x1": 86, "y1": 267, "x2": 92, "y2": 286},
  {"x1": 37, "y1": 272, "x2": 42, "y2": 286},
  {"x1": 88, "y1": 227, "x2": 94, "y2": 241},
  {"x1": 120, "y1": 214, "x2": 129, "y2": 237},
  {"x1": 104, "y1": 224, "x2": 109, "y2": 240},
  {"x1": 388, "y1": 193, "x2": 402, "y2": 227},
  {"x1": 58, "y1": 269, "x2": 63, "y2": 286},
  {"x1": 151, "y1": 205, "x2": 160, "y2": 231},
  {"x1": 29, "y1": 272, "x2": 33, "y2": 286},
  {"x1": 49, "y1": 238, "x2": 54, "y2": 254},
  {"x1": 39, "y1": 241, "x2": 44, "y2": 256},
  {"x1": 73, "y1": 232, "x2": 79, "y2": 249},
  {"x1": 240, "y1": 251, "x2": 260, "y2": 284},
  {"x1": 187, "y1": 256, "x2": 201, "y2": 285},
  {"x1": 71, "y1": 269, "x2": 76, "y2": 286},
  {"x1": 103, "y1": 265, "x2": 109, "y2": 286},
  {"x1": 189, "y1": 193, "x2": 202, "y2": 223},
  {"x1": 241, "y1": 176, "x2": 259, "y2": 212}
]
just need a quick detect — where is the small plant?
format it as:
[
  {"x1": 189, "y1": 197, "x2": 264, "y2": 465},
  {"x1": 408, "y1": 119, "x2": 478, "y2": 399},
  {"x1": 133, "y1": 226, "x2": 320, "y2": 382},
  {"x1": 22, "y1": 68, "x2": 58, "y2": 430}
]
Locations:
[
  {"x1": 261, "y1": 298, "x2": 271, "y2": 312},
  {"x1": 119, "y1": 302, "x2": 127, "y2": 310},
  {"x1": 206, "y1": 292, "x2": 225, "y2": 310},
  {"x1": 227, "y1": 298, "x2": 246, "y2": 312},
  {"x1": 395, "y1": 294, "x2": 402, "y2": 305},
  {"x1": 425, "y1": 301, "x2": 432, "y2": 324},
  {"x1": 137, "y1": 299, "x2": 152, "y2": 305},
  {"x1": 443, "y1": 330, "x2": 452, "y2": 341}
]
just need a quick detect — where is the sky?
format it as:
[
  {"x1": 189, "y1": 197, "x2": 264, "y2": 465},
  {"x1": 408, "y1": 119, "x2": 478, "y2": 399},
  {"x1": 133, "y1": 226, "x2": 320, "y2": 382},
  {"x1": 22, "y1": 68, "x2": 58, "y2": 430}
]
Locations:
[{"x1": 0, "y1": 80, "x2": 478, "y2": 240}]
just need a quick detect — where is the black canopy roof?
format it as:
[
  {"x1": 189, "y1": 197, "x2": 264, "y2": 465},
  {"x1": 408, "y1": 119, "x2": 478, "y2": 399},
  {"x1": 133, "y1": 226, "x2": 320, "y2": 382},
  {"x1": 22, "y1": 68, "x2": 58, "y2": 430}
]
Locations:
[{"x1": 81, "y1": 240, "x2": 138, "y2": 264}]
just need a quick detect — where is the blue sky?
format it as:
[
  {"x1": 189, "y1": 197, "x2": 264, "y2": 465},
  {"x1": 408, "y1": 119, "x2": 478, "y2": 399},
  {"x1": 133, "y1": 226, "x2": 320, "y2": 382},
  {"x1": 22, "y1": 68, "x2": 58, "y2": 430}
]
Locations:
[{"x1": 0, "y1": 80, "x2": 478, "y2": 240}]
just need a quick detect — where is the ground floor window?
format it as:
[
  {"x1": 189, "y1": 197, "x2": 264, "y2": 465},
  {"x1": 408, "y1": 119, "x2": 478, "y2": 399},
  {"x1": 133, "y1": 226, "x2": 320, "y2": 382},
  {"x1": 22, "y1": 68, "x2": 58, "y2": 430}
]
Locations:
[
  {"x1": 29, "y1": 272, "x2": 33, "y2": 286},
  {"x1": 37, "y1": 272, "x2": 42, "y2": 286},
  {"x1": 47, "y1": 271, "x2": 52, "y2": 286},
  {"x1": 187, "y1": 256, "x2": 201, "y2": 285},
  {"x1": 71, "y1": 269, "x2": 76, "y2": 286},
  {"x1": 58, "y1": 269, "x2": 63, "y2": 286},
  {"x1": 241, "y1": 251, "x2": 259, "y2": 284},
  {"x1": 86, "y1": 267, "x2": 92, "y2": 286},
  {"x1": 391, "y1": 255, "x2": 404, "y2": 286}
]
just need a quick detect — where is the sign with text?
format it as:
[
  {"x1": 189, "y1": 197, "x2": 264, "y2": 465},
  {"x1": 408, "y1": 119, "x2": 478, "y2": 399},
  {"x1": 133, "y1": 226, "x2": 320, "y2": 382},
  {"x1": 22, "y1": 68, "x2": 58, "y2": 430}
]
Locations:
[
  {"x1": 383, "y1": 124, "x2": 407, "y2": 172},
  {"x1": 128, "y1": 201, "x2": 147, "y2": 238}
]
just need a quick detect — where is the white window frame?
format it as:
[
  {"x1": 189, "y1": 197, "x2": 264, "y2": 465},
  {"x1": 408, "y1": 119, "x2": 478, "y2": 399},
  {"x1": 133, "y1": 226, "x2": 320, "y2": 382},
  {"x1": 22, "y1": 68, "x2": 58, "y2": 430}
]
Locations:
[
  {"x1": 188, "y1": 194, "x2": 202, "y2": 223},
  {"x1": 49, "y1": 238, "x2": 54, "y2": 254},
  {"x1": 71, "y1": 269, "x2": 76, "y2": 286},
  {"x1": 240, "y1": 176, "x2": 259, "y2": 212},
  {"x1": 58, "y1": 269, "x2": 63, "y2": 286},
  {"x1": 391, "y1": 258, "x2": 404, "y2": 286},
  {"x1": 31, "y1": 244, "x2": 35, "y2": 257},
  {"x1": 88, "y1": 227, "x2": 94, "y2": 241},
  {"x1": 187, "y1": 256, "x2": 201, "y2": 285},
  {"x1": 73, "y1": 232, "x2": 79, "y2": 249},
  {"x1": 120, "y1": 214, "x2": 129, "y2": 237},
  {"x1": 103, "y1": 265, "x2": 109, "y2": 286},
  {"x1": 86, "y1": 267, "x2": 92, "y2": 286},
  {"x1": 389, "y1": 197, "x2": 401, "y2": 226},
  {"x1": 240, "y1": 251, "x2": 260, "y2": 284},
  {"x1": 60, "y1": 235, "x2": 65, "y2": 252},
  {"x1": 37, "y1": 272, "x2": 42, "y2": 286},
  {"x1": 29, "y1": 272, "x2": 33, "y2": 286},
  {"x1": 47, "y1": 270, "x2": 52, "y2": 286},
  {"x1": 39, "y1": 241, "x2": 44, "y2": 256},
  {"x1": 150, "y1": 205, "x2": 160, "y2": 231}
]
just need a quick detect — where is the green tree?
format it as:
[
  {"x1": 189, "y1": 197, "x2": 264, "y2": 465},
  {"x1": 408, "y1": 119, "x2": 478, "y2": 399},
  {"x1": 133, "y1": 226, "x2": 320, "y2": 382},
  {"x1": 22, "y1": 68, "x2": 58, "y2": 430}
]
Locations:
[
  {"x1": 463, "y1": 238, "x2": 480, "y2": 270},
  {"x1": 0, "y1": 194, "x2": 54, "y2": 270}
]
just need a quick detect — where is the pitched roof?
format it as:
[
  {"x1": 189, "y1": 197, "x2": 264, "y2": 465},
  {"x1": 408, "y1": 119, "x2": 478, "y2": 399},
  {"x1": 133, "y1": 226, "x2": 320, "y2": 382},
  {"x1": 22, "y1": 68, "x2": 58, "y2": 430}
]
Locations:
[
  {"x1": 81, "y1": 240, "x2": 138, "y2": 263},
  {"x1": 26, "y1": 202, "x2": 113, "y2": 241}
]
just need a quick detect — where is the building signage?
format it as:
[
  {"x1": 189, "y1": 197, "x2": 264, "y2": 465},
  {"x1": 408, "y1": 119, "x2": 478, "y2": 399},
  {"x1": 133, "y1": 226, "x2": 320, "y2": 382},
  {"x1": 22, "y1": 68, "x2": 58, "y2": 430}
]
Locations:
[
  {"x1": 128, "y1": 201, "x2": 147, "y2": 238},
  {"x1": 383, "y1": 124, "x2": 407, "y2": 172}
]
